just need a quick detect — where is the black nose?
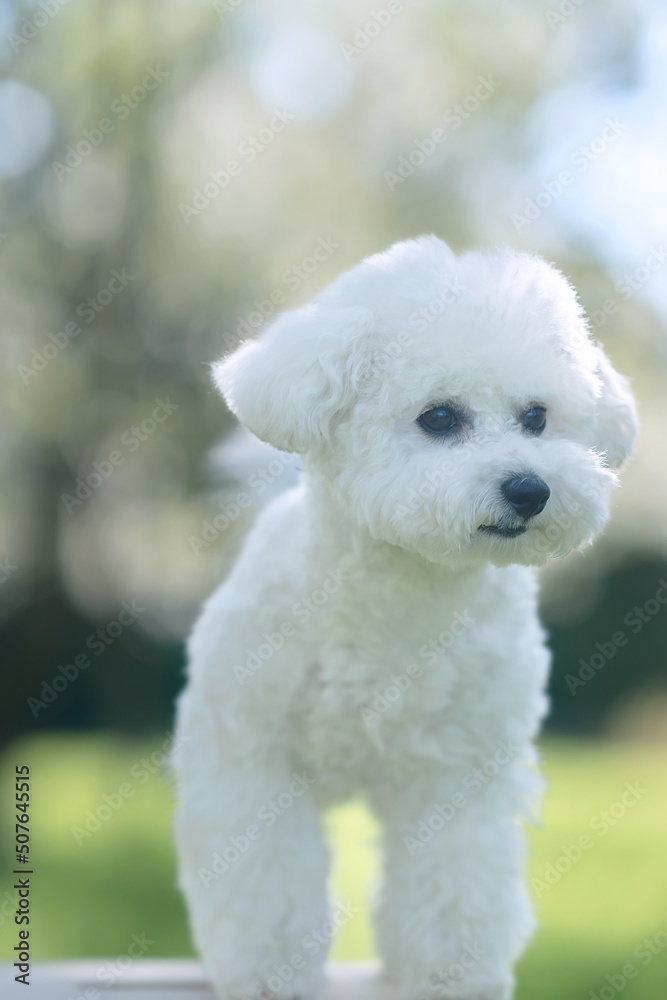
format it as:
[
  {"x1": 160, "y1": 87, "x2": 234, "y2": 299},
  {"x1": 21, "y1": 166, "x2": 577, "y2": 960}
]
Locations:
[{"x1": 501, "y1": 475, "x2": 550, "y2": 519}]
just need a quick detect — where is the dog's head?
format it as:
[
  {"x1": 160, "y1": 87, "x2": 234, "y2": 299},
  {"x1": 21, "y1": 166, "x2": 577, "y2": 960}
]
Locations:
[{"x1": 214, "y1": 236, "x2": 637, "y2": 567}]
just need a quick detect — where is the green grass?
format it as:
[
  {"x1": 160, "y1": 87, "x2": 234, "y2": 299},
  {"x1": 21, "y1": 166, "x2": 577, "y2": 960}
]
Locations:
[{"x1": 2, "y1": 733, "x2": 667, "y2": 999}]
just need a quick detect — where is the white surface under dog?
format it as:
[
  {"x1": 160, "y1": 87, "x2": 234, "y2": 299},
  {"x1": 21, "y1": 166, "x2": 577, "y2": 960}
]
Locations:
[{"x1": 173, "y1": 236, "x2": 637, "y2": 1000}]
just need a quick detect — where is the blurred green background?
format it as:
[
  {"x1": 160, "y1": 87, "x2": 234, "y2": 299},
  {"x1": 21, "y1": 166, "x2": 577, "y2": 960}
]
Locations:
[{"x1": 0, "y1": 0, "x2": 666, "y2": 995}]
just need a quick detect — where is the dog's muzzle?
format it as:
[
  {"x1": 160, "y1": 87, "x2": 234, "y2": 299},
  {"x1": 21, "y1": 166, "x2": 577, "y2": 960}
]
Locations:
[{"x1": 479, "y1": 474, "x2": 550, "y2": 538}]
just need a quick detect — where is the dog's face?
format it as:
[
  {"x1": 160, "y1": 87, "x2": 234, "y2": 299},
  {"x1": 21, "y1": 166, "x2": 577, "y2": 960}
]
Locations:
[{"x1": 215, "y1": 237, "x2": 637, "y2": 568}]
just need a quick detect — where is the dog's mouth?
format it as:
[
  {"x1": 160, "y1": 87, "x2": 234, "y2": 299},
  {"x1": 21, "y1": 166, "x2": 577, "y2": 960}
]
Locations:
[{"x1": 479, "y1": 523, "x2": 527, "y2": 539}]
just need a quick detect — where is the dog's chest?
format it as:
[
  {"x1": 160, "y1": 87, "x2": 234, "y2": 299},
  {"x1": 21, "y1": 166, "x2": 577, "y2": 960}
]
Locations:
[{"x1": 287, "y1": 584, "x2": 485, "y2": 778}]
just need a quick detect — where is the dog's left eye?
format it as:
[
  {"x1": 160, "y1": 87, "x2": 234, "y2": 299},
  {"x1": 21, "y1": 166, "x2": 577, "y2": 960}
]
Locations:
[
  {"x1": 522, "y1": 405, "x2": 547, "y2": 434},
  {"x1": 417, "y1": 405, "x2": 460, "y2": 436}
]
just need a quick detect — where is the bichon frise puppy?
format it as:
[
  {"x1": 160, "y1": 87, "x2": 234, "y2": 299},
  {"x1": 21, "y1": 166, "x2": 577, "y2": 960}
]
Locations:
[{"x1": 173, "y1": 237, "x2": 637, "y2": 1000}]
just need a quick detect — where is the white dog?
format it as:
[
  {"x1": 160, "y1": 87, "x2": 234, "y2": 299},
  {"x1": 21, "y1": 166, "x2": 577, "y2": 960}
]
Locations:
[{"x1": 173, "y1": 236, "x2": 637, "y2": 1000}]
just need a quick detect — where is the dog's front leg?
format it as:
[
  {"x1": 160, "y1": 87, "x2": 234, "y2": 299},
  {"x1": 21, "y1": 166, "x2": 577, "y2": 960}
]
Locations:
[
  {"x1": 371, "y1": 761, "x2": 536, "y2": 1000},
  {"x1": 173, "y1": 711, "x2": 330, "y2": 1000}
]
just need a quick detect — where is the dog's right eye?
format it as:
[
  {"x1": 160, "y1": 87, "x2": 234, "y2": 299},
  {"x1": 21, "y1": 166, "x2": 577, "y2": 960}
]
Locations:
[
  {"x1": 417, "y1": 405, "x2": 460, "y2": 436},
  {"x1": 521, "y1": 405, "x2": 547, "y2": 435}
]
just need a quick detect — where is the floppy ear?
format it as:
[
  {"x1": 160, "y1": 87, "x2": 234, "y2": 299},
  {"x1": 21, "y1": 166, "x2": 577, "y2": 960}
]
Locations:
[
  {"x1": 594, "y1": 346, "x2": 638, "y2": 469},
  {"x1": 212, "y1": 305, "x2": 375, "y2": 453}
]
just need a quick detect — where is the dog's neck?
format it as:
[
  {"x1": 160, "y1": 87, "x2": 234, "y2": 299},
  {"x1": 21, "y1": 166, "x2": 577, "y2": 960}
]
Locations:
[{"x1": 302, "y1": 467, "x2": 490, "y2": 592}]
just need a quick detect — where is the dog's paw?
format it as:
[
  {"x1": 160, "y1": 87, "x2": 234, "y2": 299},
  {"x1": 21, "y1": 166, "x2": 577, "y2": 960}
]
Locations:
[
  {"x1": 412, "y1": 978, "x2": 512, "y2": 1000},
  {"x1": 426, "y1": 989, "x2": 511, "y2": 1000},
  {"x1": 422, "y1": 986, "x2": 512, "y2": 1000},
  {"x1": 218, "y1": 994, "x2": 305, "y2": 1000}
]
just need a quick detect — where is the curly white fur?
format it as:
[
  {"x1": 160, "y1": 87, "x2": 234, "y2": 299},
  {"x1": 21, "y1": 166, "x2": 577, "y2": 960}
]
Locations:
[{"x1": 173, "y1": 236, "x2": 637, "y2": 1000}]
